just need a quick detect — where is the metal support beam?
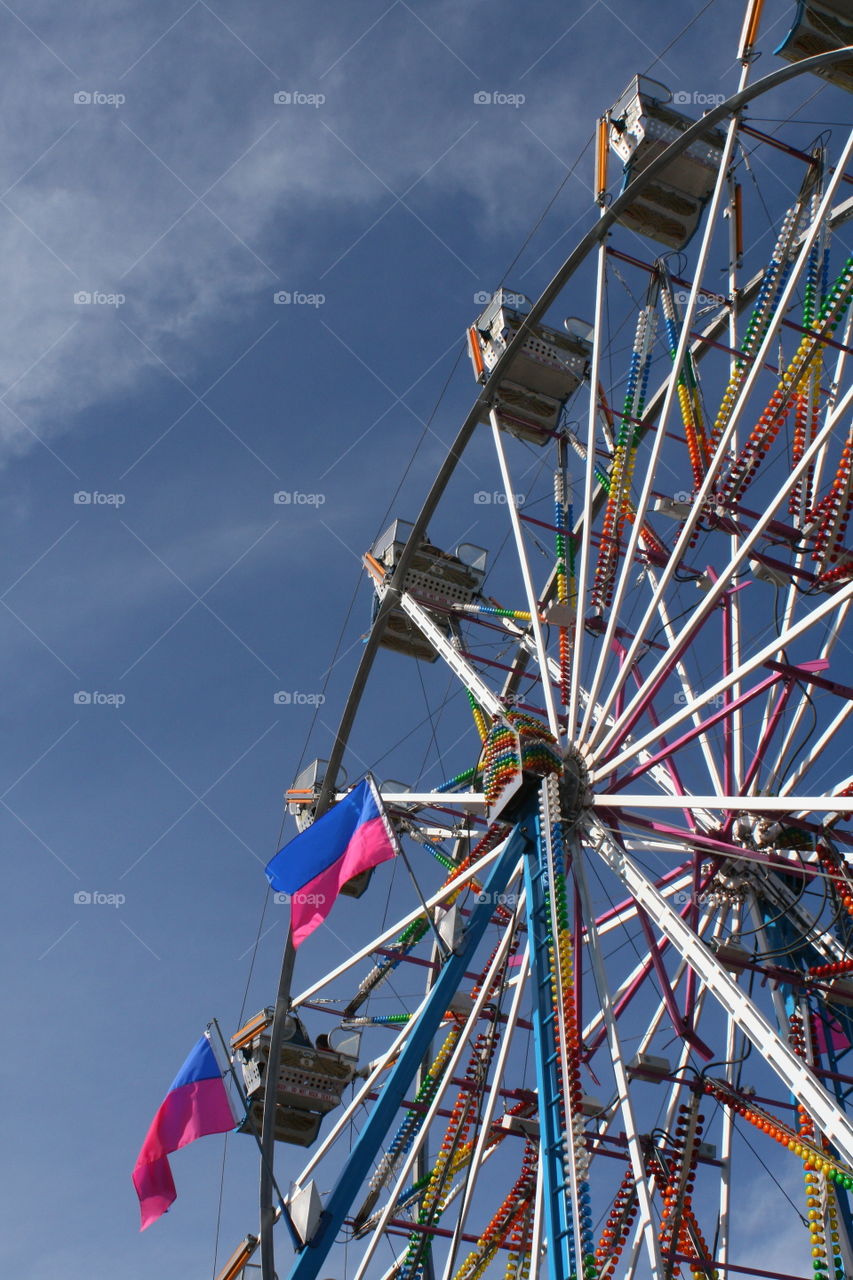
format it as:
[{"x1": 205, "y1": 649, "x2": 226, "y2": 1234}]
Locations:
[
  {"x1": 282, "y1": 809, "x2": 536, "y2": 1280},
  {"x1": 573, "y1": 844, "x2": 665, "y2": 1279},
  {"x1": 394, "y1": 588, "x2": 506, "y2": 721},
  {"x1": 524, "y1": 796, "x2": 579, "y2": 1279},
  {"x1": 589, "y1": 822, "x2": 853, "y2": 1166},
  {"x1": 634, "y1": 907, "x2": 713, "y2": 1060}
]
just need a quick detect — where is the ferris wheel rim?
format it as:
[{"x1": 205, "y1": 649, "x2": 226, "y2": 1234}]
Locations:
[
  {"x1": 258, "y1": 47, "x2": 853, "y2": 1280},
  {"x1": 312, "y1": 45, "x2": 853, "y2": 824}
]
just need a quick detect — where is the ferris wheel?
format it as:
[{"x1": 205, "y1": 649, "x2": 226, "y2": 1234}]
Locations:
[{"x1": 216, "y1": 7, "x2": 853, "y2": 1280}]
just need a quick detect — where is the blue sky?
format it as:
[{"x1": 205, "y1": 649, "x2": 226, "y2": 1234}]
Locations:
[{"x1": 2, "y1": 1, "x2": 847, "y2": 1276}]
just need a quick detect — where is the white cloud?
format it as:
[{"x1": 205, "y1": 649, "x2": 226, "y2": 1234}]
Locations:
[{"x1": 0, "y1": 0, "x2": 742, "y2": 464}]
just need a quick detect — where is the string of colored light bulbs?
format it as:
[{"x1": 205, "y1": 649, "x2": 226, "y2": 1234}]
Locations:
[
  {"x1": 539, "y1": 775, "x2": 596, "y2": 1278},
  {"x1": 591, "y1": 297, "x2": 655, "y2": 612},
  {"x1": 350, "y1": 931, "x2": 524, "y2": 1239}
]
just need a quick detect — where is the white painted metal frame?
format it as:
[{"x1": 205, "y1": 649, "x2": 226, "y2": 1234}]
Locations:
[
  {"x1": 573, "y1": 841, "x2": 665, "y2": 1277},
  {"x1": 586, "y1": 127, "x2": 853, "y2": 755},
  {"x1": 577, "y1": 71, "x2": 757, "y2": 746},
  {"x1": 588, "y1": 821, "x2": 853, "y2": 1164},
  {"x1": 490, "y1": 410, "x2": 561, "y2": 739}
]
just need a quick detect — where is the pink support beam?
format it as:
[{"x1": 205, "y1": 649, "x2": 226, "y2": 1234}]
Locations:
[
  {"x1": 592, "y1": 862, "x2": 693, "y2": 930},
  {"x1": 735, "y1": 679, "x2": 796, "y2": 801},
  {"x1": 617, "y1": 812, "x2": 834, "y2": 869},
  {"x1": 584, "y1": 865, "x2": 717, "y2": 1057},
  {"x1": 683, "y1": 850, "x2": 703, "y2": 1033},
  {"x1": 625, "y1": 652, "x2": 694, "y2": 824},
  {"x1": 765, "y1": 657, "x2": 853, "y2": 702},
  {"x1": 605, "y1": 673, "x2": 781, "y2": 791},
  {"x1": 595, "y1": 594, "x2": 748, "y2": 764},
  {"x1": 722, "y1": 589, "x2": 734, "y2": 797},
  {"x1": 635, "y1": 905, "x2": 713, "y2": 1059},
  {"x1": 573, "y1": 876, "x2": 583, "y2": 1043},
  {"x1": 458, "y1": 649, "x2": 561, "y2": 694},
  {"x1": 720, "y1": 659, "x2": 833, "y2": 835}
]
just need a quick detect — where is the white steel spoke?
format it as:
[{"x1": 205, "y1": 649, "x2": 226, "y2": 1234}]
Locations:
[
  {"x1": 594, "y1": 870, "x2": 694, "y2": 939},
  {"x1": 289, "y1": 982, "x2": 442, "y2": 1193},
  {"x1": 623, "y1": 978, "x2": 719, "y2": 1280},
  {"x1": 594, "y1": 377, "x2": 853, "y2": 770},
  {"x1": 762, "y1": 599, "x2": 852, "y2": 794},
  {"x1": 348, "y1": 895, "x2": 525, "y2": 1280},
  {"x1": 594, "y1": 793, "x2": 853, "y2": 811},
  {"x1": 290, "y1": 838, "x2": 509, "y2": 1008},
  {"x1": 501, "y1": 617, "x2": 715, "y2": 816},
  {"x1": 587, "y1": 130, "x2": 853, "y2": 753},
  {"x1": 588, "y1": 820, "x2": 853, "y2": 1164},
  {"x1": 717, "y1": 986, "x2": 739, "y2": 1275},
  {"x1": 643, "y1": 564, "x2": 724, "y2": 795},
  {"x1": 755, "y1": 315, "x2": 853, "y2": 774},
  {"x1": 437, "y1": 939, "x2": 532, "y2": 1280},
  {"x1": 394, "y1": 586, "x2": 505, "y2": 720},
  {"x1": 573, "y1": 844, "x2": 665, "y2": 1278},
  {"x1": 780, "y1": 699, "x2": 853, "y2": 796},
  {"x1": 579, "y1": 92, "x2": 756, "y2": 746},
  {"x1": 569, "y1": 237, "x2": 608, "y2": 735},
  {"x1": 591, "y1": 572, "x2": 853, "y2": 783},
  {"x1": 529, "y1": 1154, "x2": 545, "y2": 1279},
  {"x1": 490, "y1": 411, "x2": 561, "y2": 738},
  {"x1": 581, "y1": 900, "x2": 716, "y2": 1048}
]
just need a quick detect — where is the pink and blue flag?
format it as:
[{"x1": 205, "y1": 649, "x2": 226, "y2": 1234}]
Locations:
[
  {"x1": 132, "y1": 1033, "x2": 236, "y2": 1230},
  {"x1": 265, "y1": 776, "x2": 398, "y2": 946}
]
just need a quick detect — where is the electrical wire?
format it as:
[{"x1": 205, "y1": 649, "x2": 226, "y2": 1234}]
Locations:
[
  {"x1": 640, "y1": 0, "x2": 720, "y2": 79},
  {"x1": 501, "y1": 133, "x2": 595, "y2": 284}
]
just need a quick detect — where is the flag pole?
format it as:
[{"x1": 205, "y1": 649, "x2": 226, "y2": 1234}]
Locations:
[{"x1": 260, "y1": 926, "x2": 297, "y2": 1279}]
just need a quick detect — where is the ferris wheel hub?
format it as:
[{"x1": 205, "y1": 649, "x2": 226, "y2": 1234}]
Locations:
[{"x1": 559, "y1": 744, "x2": 593, "y2": 825}]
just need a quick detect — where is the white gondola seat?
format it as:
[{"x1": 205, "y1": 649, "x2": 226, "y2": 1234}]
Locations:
[
  {"x1": 368, "y1": 519, "x2": 487, "y2": 663},
  {"x1": 468, "y1": 289, "x2": 591, "y2": 445},
  {"x1": 607, "y1": 75, "x2": 726, "y2": 251},
  {"x1": 232, "y1": 1010, "x2": 360, "y2": 1147},
  {"x1": 776, "y1": 0, "x2": 853, "y2": 93}
]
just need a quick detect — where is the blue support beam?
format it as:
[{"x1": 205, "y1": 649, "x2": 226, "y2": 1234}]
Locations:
[
  {"x1": 524, "y1": 804, "x2": 576, "y2": 1280},
  {"x1": 283, "y1": 807, "x2": 536, "y2": 1280}
]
